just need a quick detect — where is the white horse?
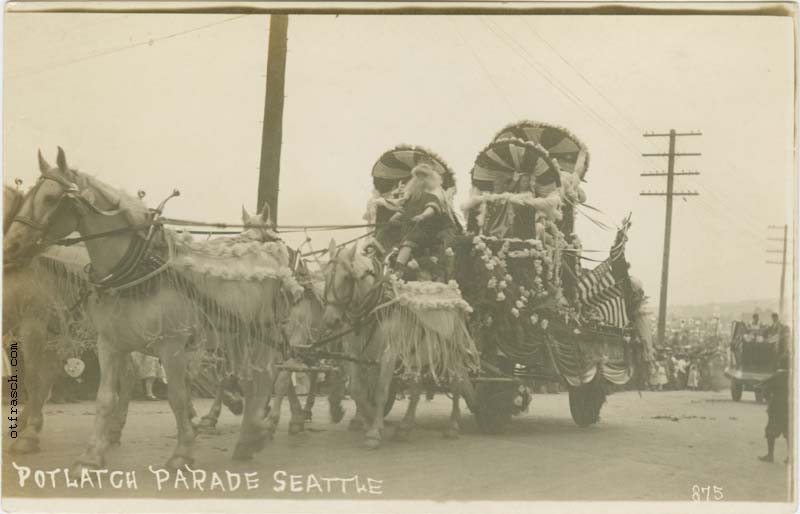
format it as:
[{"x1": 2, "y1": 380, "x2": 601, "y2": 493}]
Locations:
[
  {"x1": 321, "y1": 240, "x2": 478, "y2": 449},
  {"x1": 195, "y1": 206, "x2": 345, "y2": 436},
  {"x1": 4, "y1": 149, "x2": 290, "y2": 468},
  {"x1": 3, "y1": 185, "x2": 134, "y2": 454}
]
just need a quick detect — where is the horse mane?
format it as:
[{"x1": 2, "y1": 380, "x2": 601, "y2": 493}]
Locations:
[
  {"x1": 4, "y1": 185, "x2": 24, "y2": 232},
  {"x1": 67, "y1": 168, "x2": 150, "y2": 225}
]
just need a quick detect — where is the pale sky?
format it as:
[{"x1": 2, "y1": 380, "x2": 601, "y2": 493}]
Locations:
[{"x1": 3, "y1": 12, "x2": 795, "y2": 307}]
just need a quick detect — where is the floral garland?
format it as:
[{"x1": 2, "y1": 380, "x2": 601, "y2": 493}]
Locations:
[{"x1": 390, "y1": 276, "x2": 473, "y2": 314}]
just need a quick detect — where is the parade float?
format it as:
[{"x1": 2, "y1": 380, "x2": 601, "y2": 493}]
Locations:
[{"x1": 366, "y1": 122, "x2": 652, "y2": 432}]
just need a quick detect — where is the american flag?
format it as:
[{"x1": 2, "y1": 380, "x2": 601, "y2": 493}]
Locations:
[{"x1": 576, "y1": 216, "x2": 632, "y2": 328}]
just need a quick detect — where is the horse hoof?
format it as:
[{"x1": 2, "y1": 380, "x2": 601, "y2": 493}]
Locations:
[
  {"x1": 288, "y1": 422, "x2": 305, "y2": 435},
  {"x1": 365, "y1": 436, "x2": 382, "y2": 450},
  {"x1": 330, "y1": 406, "x2": 346, "y2": 424},
  {"x1": 443, "y1": 428, "x2": 460, "y2": 440},
  {"x1": 222, "y1": 393, "x2": 244, "y2": 416},
  {"x1": 9, "y1": 437, "x2": 40, "y2": 454},
  {"x1": 166, "y1": 455, "x2": 195, "y2": 471},
  {"x1": 196, "y1": 418, "x2": 218, "y2": 433},
  {"x1": 348, "y1": 418, "x2": 365, "y2": 432},
  {"x1": 108, "y1": 440, "x2": 122, "y2": 448},
  {"x1": 70, "y1": 459, "x2": 103, "y2": 476},
  {"x1": 301, "y1": 410, "x2": 313, "y2": 422},
  {"x1": 232, "y1": 442, "x2": 256, "y2": 461}
]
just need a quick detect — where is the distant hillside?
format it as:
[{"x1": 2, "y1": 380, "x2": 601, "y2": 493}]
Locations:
[{"x1": 666, "y1": 299, "x2": 780, "y2": 321}]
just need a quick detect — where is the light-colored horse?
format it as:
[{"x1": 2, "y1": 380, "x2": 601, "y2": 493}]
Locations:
[
  {"x1": 3, "y1": 185, "x2": 134, "y2": 454},
  {"x1": 195, "y1": 206, "x2": 344, "y2": 435},
  {"x1": 4, "y1": 149, "x2": 285, "y2": 468},
  {"x1": 321, "y1": 240, "x2": 477, "y2": 449}
]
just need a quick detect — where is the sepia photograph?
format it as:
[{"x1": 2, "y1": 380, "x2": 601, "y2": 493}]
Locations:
[{"x1": 1, "y1": 2, "x2": 796, "y2": 513}]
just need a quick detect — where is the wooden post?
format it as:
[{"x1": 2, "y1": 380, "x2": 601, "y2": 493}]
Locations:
[{"x1": 257, "y1": 14, "x2": 289, "y2": 223}]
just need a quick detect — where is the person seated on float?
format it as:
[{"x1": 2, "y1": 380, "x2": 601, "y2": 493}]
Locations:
[{"x1": 388, "y1": 163, "x2": 456, "y2": 279}]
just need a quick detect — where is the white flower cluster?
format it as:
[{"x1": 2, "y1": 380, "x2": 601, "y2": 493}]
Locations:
[{"x1": 392, "y1": 278, "x2": 473, "y2": 314}]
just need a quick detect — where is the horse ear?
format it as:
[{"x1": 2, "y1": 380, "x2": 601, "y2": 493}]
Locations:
[
  {"x1": 346, "y1": 243, "x2": 357, "y2": 261},
  {"x1": 328, "y1": 239, "x2": 337, "y2": 257},
  {"x1": 259, "y1": 202, "x2": 271, "y2": 223},
  {"x1": 38, "y1": 150, "x2": 51, "y2": 174},
  {"x1": 56, "y1": 147, "x2": 68, "y2": 172},
  {"x1": 241, "y1": 205, "x2": 251, "y2": 224}
]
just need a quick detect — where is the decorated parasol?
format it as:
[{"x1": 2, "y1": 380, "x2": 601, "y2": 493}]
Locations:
[
  {"x1": 470, "y1": 137, "x2": 561, "y2": 196},
  {"x1": 493, "y1": 120, "x2": 590, "y2": 180},
  {"x1": 371, "y1": 145, "x2": 455, "y2": 194}
]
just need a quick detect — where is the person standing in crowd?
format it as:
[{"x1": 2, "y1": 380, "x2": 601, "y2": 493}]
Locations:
[
  {"x1": 687, "y1": 362, "x2": 700, "y2": 391},
  {"x1": 767, "y1": 313, "x2": 789, "y2": 363},
  {"x1": 759, "y1": 352, "x2": 791, "y2": 464},
  {"x1": 749, "y1": 313, "x2": 761, "y2": 330},
  {"x1": 656, "y1": 362, "x2": 668, "y2": 391},
  {"x1": 130, "y1": 351, "x2": 166, "y2": 400}
]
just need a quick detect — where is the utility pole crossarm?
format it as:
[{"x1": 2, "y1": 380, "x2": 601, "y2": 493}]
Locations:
[
  {"x1": 642, "y1": 152, "x2": 702, "y2": 157},
  {"x1": 641, "y1": 171, "x2": 700, "y2": 177},
  {"x1": 640, "y1": 191, "x2": 699, "y2": 196},
  {"x1": 643, "y1": 131, "x2": 703, "y2": 137}
]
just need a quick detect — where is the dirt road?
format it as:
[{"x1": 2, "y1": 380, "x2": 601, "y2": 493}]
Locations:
[{"x1": 2, "y1": 389, "x2": 793, "y2": 502}]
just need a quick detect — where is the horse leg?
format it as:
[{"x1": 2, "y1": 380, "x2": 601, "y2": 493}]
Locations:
[
  {"x1": 265, "y1": 369, "x2": 290, "y2": 436},
  {"x1": 232, "y1": 366, "x2": 273, "y2": 461},
  {"x1": 159, "y1": 341, "x2": 196, "y2": 470},
  {"x1": 286, "y1": 377, "x2": 306, "y2": 435},
  {"x1": 73, "y1": 338, "x2": 123, "y2": 470},
  {"x1": 328, "y1": 366, "x2": 346, "y2": 424},
  {"x1": 197, "y1": 383, "x2": 224, "y2": 431},
  {"x1": 345, "y1": 362, "x2": 370, "y2": 431},
  {"x1": 393, "y1": 379, "x2": 420, "y2": 442},
  {"x1": 107, "y1": 354, "x2": 136, "y2": 446},
  {"x1": 302, "y1": 371, "x2": 317, "y2": 421},
  {"x1": 11, "y1": 324, "x2": 59, "y2": 454},
  {"x1": 365, "y1": 349, "x2": 395, "y2": 450},
  {"x1": 444, "y1": 385, "x2": 462, "y2": 439}
]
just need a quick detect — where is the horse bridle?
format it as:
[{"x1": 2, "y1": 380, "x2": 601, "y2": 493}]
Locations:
[
  {"x1": 12, "y1": 171, "x2": 123, "y2": 233},
  {"x1": 323, "y1": 246, "x2": 380, "y2": 324}
]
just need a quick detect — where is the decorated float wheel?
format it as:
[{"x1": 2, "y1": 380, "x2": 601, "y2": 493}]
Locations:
[
  {"x1": 474, "y1": 380, "x2": 516, "y2": 434},
  {"x1": 568, "y1": 377, "x2": 607, "y2": 427},
  {"x1": 730, "y1": 379, "x2": 743, "y2": 401}
]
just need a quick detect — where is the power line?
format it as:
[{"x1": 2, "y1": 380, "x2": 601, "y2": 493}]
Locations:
[
  {"x1": 8, "y1": 15, "x2": 248, "y2": 80},
  {"x1": 448, "y1": 18, "x2": 515, "y2": 113},
  {"x1": 480, "y1": 17, "x2": 643, "y2": 158}
]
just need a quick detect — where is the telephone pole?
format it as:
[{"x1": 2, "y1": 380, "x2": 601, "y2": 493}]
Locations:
[
  {"x1": 257, "y1": 14, "x2": 289, "y2": 223},
  {"x1": 767, "y1": 224, "x2": 789, "y2": 319},
  {"x1": 641, "y1": 129, "x2": 702, "y2": 347}
]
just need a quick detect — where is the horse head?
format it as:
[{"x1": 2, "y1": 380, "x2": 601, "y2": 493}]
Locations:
[
  {"x1": 322, "y1": 239, "x2": 376, "y2": 330},
  {"x1": 4, "y1": 148, "x2": 82, "y2": 268},
  {"x1": 240, "y1": 203, "x2": 277, "y2": 242},
  {"x1": 283, "y1": 280, "x2": 325, "y2": 348}
]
